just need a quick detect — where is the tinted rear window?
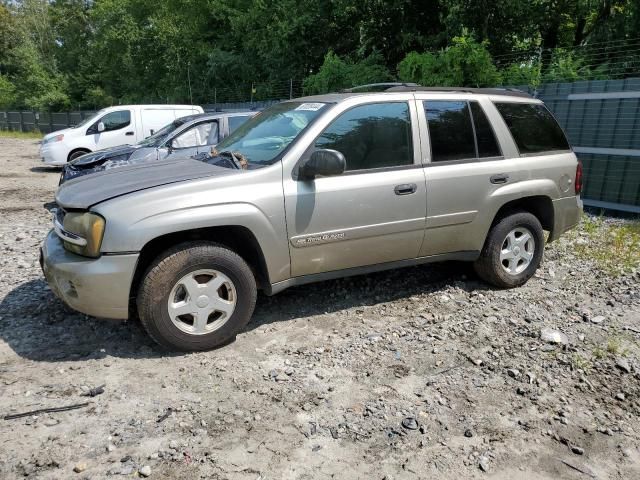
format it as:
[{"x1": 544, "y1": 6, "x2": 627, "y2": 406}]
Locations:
[
  {"x1": 470, "y1": 102, "x2": 501, "y2": 158},
  {"x1": 425, "y1": 100, "x2": 476, "y2": 162},
  {"x1": 424, "y1": 100, "x2": 501, "y2": 162},
  {"x1": 494, "y1": 102, "x2": 570, "y2": 155}
]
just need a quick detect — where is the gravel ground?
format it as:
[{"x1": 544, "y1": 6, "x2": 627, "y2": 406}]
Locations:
[{"x1": 0, "y1": 137, "x2": 639, "y2": 480}]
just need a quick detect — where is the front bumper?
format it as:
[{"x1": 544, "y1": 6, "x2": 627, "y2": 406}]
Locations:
[
  {"x1": 40, "y1": 143, "x2": 67, "y2": 166},
  {"x1": 549, "y1": 195, "x2": 583, "y2": 242},
  {"x1": 40, "y1": 230, "x2": 139, "y2": 319}
]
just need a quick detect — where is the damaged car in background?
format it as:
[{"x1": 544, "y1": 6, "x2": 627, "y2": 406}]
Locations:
[{"x1": 60, "y1": 111, "x2": 256, "y2": 183}]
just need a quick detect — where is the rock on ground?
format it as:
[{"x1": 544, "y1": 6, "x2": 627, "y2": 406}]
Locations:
[{"x1": 0, "y1": 137, "x2": 639, "y2": 479}]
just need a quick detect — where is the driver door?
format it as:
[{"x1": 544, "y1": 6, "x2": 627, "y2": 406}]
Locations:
[
  {"x1": 88, "y1": 110, "x2": 133, "y2": 149},
  {"x1": 283, "y1": 100, "x2": 426, "y2": 277}
]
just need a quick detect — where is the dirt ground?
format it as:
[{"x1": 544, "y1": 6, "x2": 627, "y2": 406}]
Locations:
[{"x1": 0, "y1": 137, "x2": 639, "y2": 480}]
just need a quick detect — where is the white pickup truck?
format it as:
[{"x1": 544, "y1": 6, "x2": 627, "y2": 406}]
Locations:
[{"x1": 39, "y1": 104, "x2": 203, "y2": 165}]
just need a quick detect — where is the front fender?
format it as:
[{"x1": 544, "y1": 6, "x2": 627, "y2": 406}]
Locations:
[{"x1": 100, "y1": 202, "x2": 290, "y2": 284}]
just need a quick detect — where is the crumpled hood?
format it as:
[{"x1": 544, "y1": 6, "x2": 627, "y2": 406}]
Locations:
[
  {"x1": 60, "y1": 145, "x2": 159, "y2": 184},
  {"x1": 56, "y1": 158, "x2": 240, "y2": 210},
  {"x1": 70, "y1": 144, "x2": 140, "y2": 166}
]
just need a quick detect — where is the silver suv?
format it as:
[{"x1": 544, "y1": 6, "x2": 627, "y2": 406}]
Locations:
[{"x1": 41, "y1": 87, "x2": 583, "y2": 351}]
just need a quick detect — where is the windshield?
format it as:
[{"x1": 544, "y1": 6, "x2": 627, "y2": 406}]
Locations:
[
  {"x1": 214, "y1": 102, "x2": 330, "y2": 165},
  {"x1": 137, "y1": 119, "x2": 186, "y2": 147}
]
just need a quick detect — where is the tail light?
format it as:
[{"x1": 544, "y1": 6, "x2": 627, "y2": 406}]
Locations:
[{"x1": 575, "y1": 160, "x2": 583, "y2": 195}]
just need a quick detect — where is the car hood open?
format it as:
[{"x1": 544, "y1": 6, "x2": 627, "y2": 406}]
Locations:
[{"x1": 56, "y1": 158, "x2": 239, "y2": 210}]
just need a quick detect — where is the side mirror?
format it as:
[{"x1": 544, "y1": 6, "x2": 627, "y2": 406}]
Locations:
[
  {"x1": 97, "y1": 122, "x2": 105, "y2": 133},
  {"x1": 299, "y1": 149, "x2": 346, "y2": 180}
]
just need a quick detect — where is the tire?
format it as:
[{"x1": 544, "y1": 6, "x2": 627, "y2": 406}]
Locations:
[
  {"x1": 474, "y1": 211, "x2": 544, "y2": 288},
  {"x1": 137, "y1": 242, "x2": 257, "y2": 351},
  {"x1": 68, "y1": 150, "x2": 89, "y2": 162}
]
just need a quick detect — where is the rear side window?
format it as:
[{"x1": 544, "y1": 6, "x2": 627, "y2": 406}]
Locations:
[
  {"x1": 494, "y1": 102, "x2": 570, "y2": 155},
  {"x1": 425, "y1": 101, "x2": 501, "y2": 162},
  {"x1": 425, "y1": 101, "x2": 475, "y2": 162},
  {"x1": 315, "y1": 102, "x2": 413, "y2": 171},
  {"x1": 470, "y1": 102, "x2": 501, "y2": 157}
]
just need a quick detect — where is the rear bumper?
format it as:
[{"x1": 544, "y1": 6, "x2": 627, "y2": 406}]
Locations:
[
  {"x1": 549, "y1": 195, "x2": 582, "y2": 241},
  {"x1": 40, "y1": 230, "x2": 138, "y2": 319}
]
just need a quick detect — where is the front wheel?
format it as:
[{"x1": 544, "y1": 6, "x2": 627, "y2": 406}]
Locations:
[
  {"x1": 474, "y1": 211, "x2": 544, "y2": 288},
  {"x1": 137, "y1": 242, "x2": 257, "y2": 351},
  {"x1": 68, "y1": 150, "x2": 89, "y2": 162}
]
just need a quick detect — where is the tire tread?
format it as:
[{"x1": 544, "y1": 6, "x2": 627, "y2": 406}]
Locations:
[{"x1": 137, "y1": 241, "x2": 256, "y2": 351}]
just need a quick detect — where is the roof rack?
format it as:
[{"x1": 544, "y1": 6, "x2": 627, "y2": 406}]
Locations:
[
  {"x1": 340, "y1": 82, "x2": 420, "y2": 93},
  {"x1": 384, "y1": 85, "x2": 532, "y2": 98}
]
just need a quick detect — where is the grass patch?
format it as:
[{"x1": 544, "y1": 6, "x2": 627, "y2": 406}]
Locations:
[
  {"x1": 571, "y1": 353, "x2": 592, "y2": 372},
  {"x1": 0, "y1": 130, "x2": 43, "y2": 140},
  {"x1": 593, "y1": 335, "x2": 631, "y2": 360},
  {"x1": 574, "y1": 215, "x2": 640, "y2": 275}
]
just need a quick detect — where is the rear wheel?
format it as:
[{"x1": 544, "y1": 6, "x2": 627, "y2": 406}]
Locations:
[
  {"x1": 474, "y1": 211, "x2": 544, "y2": 288},
  {"x1": 137, "y1": 242, "x2": 257, "y2": 351}
]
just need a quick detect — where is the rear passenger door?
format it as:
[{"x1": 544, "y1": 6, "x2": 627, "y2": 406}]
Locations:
[{"x1": 416, "y1": 96, "x2": 519, "y2": 257}]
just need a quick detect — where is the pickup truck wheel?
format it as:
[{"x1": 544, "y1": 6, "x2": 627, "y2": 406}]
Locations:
[
  {"x1": 474, "y1": 211, "x2": 544, "y2": 288},
  {"x1": 137, "y1": 242, "x2": 257, "y2": 351}
]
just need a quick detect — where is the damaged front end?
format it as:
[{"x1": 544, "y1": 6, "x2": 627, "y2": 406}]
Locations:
[{"x1": 59, "y1": 146, "x2": 156, "y2": 184}]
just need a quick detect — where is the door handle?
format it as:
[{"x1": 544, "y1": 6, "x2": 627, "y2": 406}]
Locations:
[
  {"x1": 125, "y1": 131, "x2": 134, "y2": 136},
  {"x1": 490, "y1": 174, "x2": 510, "y2": 184},
  {"x1": 394, "y1": 183, "x2": 417, "y2": 195}
]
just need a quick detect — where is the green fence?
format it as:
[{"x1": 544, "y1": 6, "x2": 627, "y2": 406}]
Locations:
[
  {"x1": 0, "y1": 110, "x2": 97, "y2": 134},
  {"x1": 516, "y1": 77, "x2": 640, "y2": 212}
]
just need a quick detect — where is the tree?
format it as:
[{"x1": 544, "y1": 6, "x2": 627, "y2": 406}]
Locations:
[
  {"x1": 0, "y1": 0, "x2": 638, "y2": 110},
  {"x1": 0, "y1": 75, "x2": 17, "y2": 108},
  {"x1": 398, "y1": 35, "x2": 501, "y2": 87},
  {"x1": 303, "y1": 51, "x2": 392, "y2": 94}
]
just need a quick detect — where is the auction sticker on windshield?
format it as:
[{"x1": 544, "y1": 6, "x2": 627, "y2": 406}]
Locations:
[{"x1": 295, "y1": 103, "x2": 325, "y2": 111}]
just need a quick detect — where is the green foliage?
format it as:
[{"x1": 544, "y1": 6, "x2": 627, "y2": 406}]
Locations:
[
  {"x1": 398, "y1": 35, "x2": 501, "y2": 87},
  {"x1": 543, "y1": 49, "x2": 610, "y2": 82},
  {"x1": 572, "y1": 216, "x2": 640, "y2": 275},
  {"x1": 0, "y1": 75, "x2": 17, "y2": 108},
  {"x1": 83, "y1": 87, "x2": 115, "y2": 109},
  {"x1": 303, "y1": 51, "x2": 392, "y2": 95},
  {"x1": 500, "y1": 62, "x2": 542, "y2": 88},
  {"x1": 0, "y1": 129, "x2": 43, "y2": 139},
  {"x1": 0, "y1": 0, "x2": 638, "y2": 110}
]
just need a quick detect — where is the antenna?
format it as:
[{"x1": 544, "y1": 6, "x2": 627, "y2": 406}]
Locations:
[{"x1": 187, "y1": 61, "x2": 193, "y2": 106}]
